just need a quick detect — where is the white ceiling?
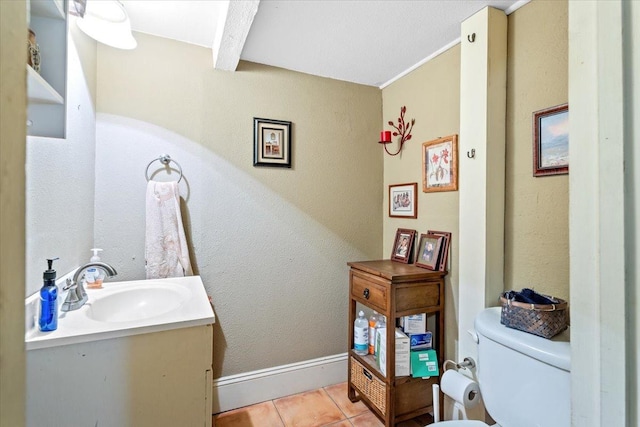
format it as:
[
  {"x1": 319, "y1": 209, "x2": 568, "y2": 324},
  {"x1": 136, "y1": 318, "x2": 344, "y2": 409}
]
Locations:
[{"x1": 123, "y1": 0, "x2": 527, "y2": 88}]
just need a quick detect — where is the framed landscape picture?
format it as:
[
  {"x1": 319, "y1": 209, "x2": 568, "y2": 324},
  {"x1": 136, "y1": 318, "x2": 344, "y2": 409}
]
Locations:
[{"x1": 533, "y1": 104, "x2": 568, "y2": 177}]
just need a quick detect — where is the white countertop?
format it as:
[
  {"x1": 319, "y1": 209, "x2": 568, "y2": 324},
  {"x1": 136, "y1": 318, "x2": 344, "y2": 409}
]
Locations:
[{"x1": 26, "y1": 275, "x2": 215, "y2": 351}]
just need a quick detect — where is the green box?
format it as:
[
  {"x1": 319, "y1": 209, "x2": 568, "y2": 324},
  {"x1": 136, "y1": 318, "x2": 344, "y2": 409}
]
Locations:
[{"x1": 410, "y1": 349, "x2": 439, "y2": 378}]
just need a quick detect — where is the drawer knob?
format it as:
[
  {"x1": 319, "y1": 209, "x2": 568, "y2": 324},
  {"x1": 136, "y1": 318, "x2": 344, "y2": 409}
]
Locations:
[{"x1": 363, "y1": 288, "x2": 370, "y2": 299}]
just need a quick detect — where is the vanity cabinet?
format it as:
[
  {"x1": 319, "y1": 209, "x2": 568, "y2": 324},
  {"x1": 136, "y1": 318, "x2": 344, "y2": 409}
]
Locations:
[
  {"x1": 27, "y1": 0, "x2": 68, "y2": 138},
  {"x1": 347, "y1": 260, "x2": 446, "y2": 426},
  {"x1": 27, "y1": 325, "x2": 214, "y2": 427}
]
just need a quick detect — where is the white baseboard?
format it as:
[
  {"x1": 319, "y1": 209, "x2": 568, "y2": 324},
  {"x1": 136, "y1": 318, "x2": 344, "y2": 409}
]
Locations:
[{"x1": 212, "y1": 353, "x2": 348, "y2": 414}]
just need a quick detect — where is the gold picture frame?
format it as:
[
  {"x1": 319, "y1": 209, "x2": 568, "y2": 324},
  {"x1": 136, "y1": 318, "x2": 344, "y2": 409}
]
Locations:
[
  {"x1": 533, "y1": 104, "x2": 568, "y2": 177},
  {"x1": 422, "y1": 134, "x2": 458, "y2": 193}
]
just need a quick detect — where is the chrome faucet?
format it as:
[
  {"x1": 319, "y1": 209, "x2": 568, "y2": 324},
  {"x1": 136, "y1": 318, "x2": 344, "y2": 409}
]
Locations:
[{"x1": 62, "y1": 262, "x2": 117, "y2": 311}]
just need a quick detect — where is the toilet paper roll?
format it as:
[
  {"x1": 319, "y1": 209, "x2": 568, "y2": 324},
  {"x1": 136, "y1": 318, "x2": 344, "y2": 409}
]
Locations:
[{"x1": 440, "y1": 369, "x2": 480, "y2": 409}]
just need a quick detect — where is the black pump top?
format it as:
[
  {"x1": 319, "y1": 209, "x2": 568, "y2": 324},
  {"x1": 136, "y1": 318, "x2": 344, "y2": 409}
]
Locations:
[{"x1": 43, "y1": 257, "x2": 59, "y2": 281}]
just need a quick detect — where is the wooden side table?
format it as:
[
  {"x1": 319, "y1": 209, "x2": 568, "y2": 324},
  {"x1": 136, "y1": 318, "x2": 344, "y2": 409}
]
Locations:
[{"x1": 347, "y1": 260, "x2": 446, "y2": 426}]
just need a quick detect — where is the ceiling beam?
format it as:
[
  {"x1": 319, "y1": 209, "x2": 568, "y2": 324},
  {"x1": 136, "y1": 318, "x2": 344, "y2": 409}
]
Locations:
[{"x1": 212, "y1": 0, "x2": 260, "y2": 71}]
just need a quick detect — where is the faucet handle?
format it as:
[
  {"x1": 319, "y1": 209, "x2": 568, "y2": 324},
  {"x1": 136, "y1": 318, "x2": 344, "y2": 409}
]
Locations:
[{"x1": 63, "y1": 278, "x2": 76, "y2": 291}]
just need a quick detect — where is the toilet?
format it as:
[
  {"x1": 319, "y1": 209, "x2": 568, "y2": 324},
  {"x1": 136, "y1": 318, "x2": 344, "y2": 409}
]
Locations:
[{"x1": 436, "y1": 306, "x2": 571, "y2": 427}]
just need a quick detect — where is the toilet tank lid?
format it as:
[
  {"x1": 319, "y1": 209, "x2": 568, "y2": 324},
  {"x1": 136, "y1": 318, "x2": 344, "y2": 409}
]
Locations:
[{"x1": 475, "y1": 307, "x2": 571, "y2": 372}]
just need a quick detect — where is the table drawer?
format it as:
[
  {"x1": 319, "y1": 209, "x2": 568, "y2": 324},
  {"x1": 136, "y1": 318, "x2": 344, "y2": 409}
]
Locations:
[
  {"x1": 396, "y1": 282, "x2": 440, "y2": 312},
  {"x1": 350, "y1": 356, "x2": 387, "y2": 414},
  {"x1": 351, "y1": 274, "x2": 387, "y2": 312}
]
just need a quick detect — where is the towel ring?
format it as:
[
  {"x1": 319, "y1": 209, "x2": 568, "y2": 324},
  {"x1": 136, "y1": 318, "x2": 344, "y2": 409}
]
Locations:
[{"x1": 145, "y1": 154, "x2": 183, "y2": 183}]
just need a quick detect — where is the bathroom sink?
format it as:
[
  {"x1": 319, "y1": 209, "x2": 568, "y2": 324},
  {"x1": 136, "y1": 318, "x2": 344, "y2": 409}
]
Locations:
[
  {"x1": 25, "y1": 275, "x2": 215, "y2": 350},
  {"x1": 87, "y1": 282, "x2": 192, "y2": 323}
]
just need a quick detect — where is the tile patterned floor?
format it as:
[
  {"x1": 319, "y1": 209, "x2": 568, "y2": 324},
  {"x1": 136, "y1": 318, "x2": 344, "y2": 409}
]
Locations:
[{"x1": 213, "y1": 382, "x2": 434, "y2": 427}]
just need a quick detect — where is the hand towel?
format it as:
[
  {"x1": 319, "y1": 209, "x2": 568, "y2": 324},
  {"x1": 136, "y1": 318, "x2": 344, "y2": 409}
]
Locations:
[{"x1": 145, "y1": 180, "x2": 193, "y2": 279}]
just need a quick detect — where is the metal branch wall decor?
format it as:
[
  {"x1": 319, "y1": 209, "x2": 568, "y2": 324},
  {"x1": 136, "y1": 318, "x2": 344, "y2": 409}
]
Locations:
[{"x1": 380, "y1": 106, "x2": 415, "y2": 156}]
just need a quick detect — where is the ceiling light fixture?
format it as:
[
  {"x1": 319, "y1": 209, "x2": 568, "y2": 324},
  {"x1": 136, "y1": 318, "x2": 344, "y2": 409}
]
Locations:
[{"x1": 76, "y1": 0, "x2": 137, "y2": 50}]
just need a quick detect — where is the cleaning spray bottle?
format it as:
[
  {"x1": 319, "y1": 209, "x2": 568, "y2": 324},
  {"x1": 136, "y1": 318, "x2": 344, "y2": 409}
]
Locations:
[
  {"x1": 86, "y1": 248, "x2": 104, "y2": 289},
  {"x1": 39, "y1": 257, "x2": 59, "y2": 332}
]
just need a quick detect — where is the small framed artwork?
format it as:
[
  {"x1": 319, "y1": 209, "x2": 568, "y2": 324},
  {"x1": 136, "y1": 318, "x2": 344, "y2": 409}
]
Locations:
[
  {"x1": 389, "y1": 183, "x2": 418, "y2": 218},
  {"x1": 533, "y1": 103, "x2": 568, "y2": 177},
  {"x1": 422, "y1": 134, "x2": 458, "y2": 193},
  {"x1": 415, "y1": 233, "x2": 444, "y2": 270},
  {"x1": 253, "y1": 117, "x2": 292, "y2": 168},
  {"x1": 391, "y1": 228, "x2": 416, "y2": 263},
  {"x1": 427, "y1": 230, "x2": 451, "y2": 272}
]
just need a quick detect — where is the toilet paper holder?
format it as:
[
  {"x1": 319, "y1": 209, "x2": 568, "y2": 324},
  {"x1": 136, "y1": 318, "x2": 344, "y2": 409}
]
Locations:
[
  {"x1": 432, "y1": 357, "x2": 478, "y2": 424},
  {"x1": 443, "y1": 357, "x2": 476, "y2": 372}
]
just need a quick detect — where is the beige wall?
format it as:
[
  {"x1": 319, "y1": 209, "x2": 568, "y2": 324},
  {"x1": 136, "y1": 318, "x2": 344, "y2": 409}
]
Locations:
[
  {"x1": 382, "y1": 46, "x2": 461, "y2": 361},
  {"x1": 505, "y1": 0, "x2": 569, "y2": 300},
  {"x1": 96, "y1": 33, "x2": 383, "y2": 378},
  {"x1": 0, "y1": 1, "x2": 26, "y2": 426},
  {"x1": 382, "y1": 0, "x2": 569, "y2": 360}
]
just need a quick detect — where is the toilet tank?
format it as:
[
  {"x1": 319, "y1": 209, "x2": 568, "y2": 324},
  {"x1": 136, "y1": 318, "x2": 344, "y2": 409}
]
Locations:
[{"x1": 474, "y1": 307, "x2": 570, "y2": 427}]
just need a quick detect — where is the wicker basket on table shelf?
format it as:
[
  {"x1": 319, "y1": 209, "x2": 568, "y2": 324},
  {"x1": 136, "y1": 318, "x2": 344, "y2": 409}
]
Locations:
[{"x1": 350, "y1": 357, "x2": 386, "y2": 414}]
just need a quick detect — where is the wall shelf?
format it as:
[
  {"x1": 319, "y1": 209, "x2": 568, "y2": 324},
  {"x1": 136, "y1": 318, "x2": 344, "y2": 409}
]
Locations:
[
  {"x1": 27, "y1": 65, "x2": 64, "y2": 104},
  {"x1": 27, "y1": 0, "x2": 68, "y2": 138},
  {"x1": 30, "y1": 0, "x2": 65, "y2": 20}
]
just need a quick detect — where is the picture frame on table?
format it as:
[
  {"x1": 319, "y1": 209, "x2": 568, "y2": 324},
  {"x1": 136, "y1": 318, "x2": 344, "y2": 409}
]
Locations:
[
  {"x1": 253, "y1": 117, "x2": 292, "y2": 168},
  {"x1": 533, "y1": 103, "x2": 568, "y2": 177},
  {"x1": 415, "y1": 233, "x2": 444, "y2": 270},
  {"x1": 422, "y1": 134, "x2": 458, "y2": 192},
  {"x1": 427, "y1": 230, "x2": 451, "y2": 272},
  {"x1": 391, "y1": 228, "x2": 416, "y2": 263},
  {"x1": 389, "y1": 183, "x2": 418, "y2": 218}
]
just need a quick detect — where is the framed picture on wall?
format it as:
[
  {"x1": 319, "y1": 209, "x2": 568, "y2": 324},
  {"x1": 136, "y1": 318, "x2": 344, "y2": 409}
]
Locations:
[
  {"x1": 533, "y1": 103, "x2": 568, "y2": 177},
  {"x1": 389, "y1": 183, "x2": 418, "y2": 218},
  {"x1": 391, "y1": 228, "x2": 416, "y2": 263},
  {"x1": 422, "y1": 134, "x2": 458, "y2": 192},
  {"x1": 253, "y1": 117, "x2": 292, "y2": 168},
  {"x1": 415, "y1": 233, "x2": 444, "y2": 270}
]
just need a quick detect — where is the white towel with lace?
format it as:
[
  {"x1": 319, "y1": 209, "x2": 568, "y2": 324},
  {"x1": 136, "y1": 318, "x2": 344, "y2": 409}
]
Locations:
[{"x1": 145, "y1": 181, "x2": 193, "y2": 279}]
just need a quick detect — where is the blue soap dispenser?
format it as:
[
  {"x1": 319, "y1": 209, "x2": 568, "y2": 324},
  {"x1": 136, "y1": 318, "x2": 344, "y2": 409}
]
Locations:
[{"x1": 39, "y1": 257, "x2": 59, "y2": 332}]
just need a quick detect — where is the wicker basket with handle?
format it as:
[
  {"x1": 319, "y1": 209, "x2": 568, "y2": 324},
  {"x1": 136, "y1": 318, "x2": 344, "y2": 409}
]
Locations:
[{"x1": 500, "y1": 293, "x2": 568, "y2": 339}]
